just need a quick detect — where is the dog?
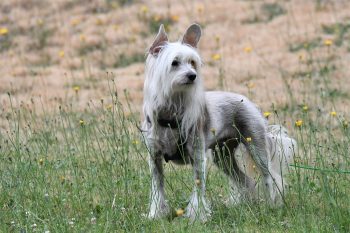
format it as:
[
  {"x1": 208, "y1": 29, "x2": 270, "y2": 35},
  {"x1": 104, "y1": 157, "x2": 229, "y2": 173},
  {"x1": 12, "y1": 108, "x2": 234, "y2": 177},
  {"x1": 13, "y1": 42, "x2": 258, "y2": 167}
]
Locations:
[{"x1": 142, "y1": 23, "x2": 296, "y2": 222}]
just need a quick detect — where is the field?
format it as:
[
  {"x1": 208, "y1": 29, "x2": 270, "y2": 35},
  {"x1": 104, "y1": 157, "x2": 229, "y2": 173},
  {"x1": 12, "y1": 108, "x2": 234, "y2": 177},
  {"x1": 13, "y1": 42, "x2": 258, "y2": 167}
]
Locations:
[{"x1": 1, "y1": 0, "x2": 350, "y2": 232}]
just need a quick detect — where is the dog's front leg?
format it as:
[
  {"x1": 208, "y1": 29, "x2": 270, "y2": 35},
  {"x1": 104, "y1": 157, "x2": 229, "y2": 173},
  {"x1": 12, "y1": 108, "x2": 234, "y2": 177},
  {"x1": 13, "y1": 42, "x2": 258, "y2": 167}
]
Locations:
[
  {"x1": 185, "y1": 134, "x2": 211, "y2": 222},
  {"x1": 148, "y1": 154, "x2": 170, "y2": 219}
]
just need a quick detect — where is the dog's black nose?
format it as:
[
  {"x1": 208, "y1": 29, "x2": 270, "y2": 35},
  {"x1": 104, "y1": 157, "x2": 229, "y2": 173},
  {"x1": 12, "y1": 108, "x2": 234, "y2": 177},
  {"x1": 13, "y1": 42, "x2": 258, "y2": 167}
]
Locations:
[{"x1": 187, "y1": 73, "x2": 196, "y2": 81}]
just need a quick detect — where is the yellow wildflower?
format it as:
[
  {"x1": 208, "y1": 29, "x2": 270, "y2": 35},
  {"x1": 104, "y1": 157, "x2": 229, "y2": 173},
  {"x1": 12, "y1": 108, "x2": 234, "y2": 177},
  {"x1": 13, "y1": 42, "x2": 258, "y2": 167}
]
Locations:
[
  {"x1": 324, "y1": 39, "x2": 333, "y2": 46},
  {"x1": 37, "y1": 19, "x2": 44, "y2": 26},
  {"x1": 140, "y1": 5, "x2": 149, "y2": 14},
  {"x1": 73, "y1": 86, "x2": 80, "y2": 93},
  {"x1": 197, "y1": 4, "x2": 204, "y2": 14},
  {"x1": 59, "y1": 50, "x2": 65, "y2": 58},
  {"x1": 171, "y1": 15, "x2": 180, "y2": 22},
  {"x1": 79, "y1": 34, "x2": 86, "y2": 42},
  {"x1": 244, "y1": 46, "x2": 252, "y2": 53},
  {"x1": 0, "y1": 27, "x2": 9, "y2": 35},
  {"x1": 263, "y1": 112, "x2": 271, "y2": 118},
  {"x1": 210, "y1": 128, "x2": 216, "y2": 135},
  {"x1": 343, "y1": 120, "x2": 348, "y2": 129},
  {"x1": 212, "y1": 54, "x2": 221, "y2": 61},
  {"x1": 153, "y1": 15, "x2": 161, "y2": 22},
  {"x1": 95, "y1": 18, "x2": 103, "y2": 26},
  {"x1": 70, "y1": 18, "x2": 80, "y2": 26},
  {"x1": 330, "y1": 111, "x2": 337, "y2": 117},
  {"x1": 299, "y1": 53, "x2": 304, "y2": 61},
  {"x1": 302, "y1": 105, "x2": 308, "y2": 112},
  {"x1": 176, "y1": 208, "x2": 184, "y2": 217},
  {"x1": 79, "y1": 120, "x2": 85, "y2": 126},
  {"x1": 246, "y1": 137, "x2": 252, "y2": 142},
  {"x1": 39, "y1": 158, "x2": 44, "y2": 165},
  {"x1": 246, "y1": 82, "x2": 255, "y2": 89},
  {"x1": 106, "y1": 104, "x2": 113, "y2": 110},
  {"x1": 132, "y1": 140, "x2": 139, "y2": 145},
  {"x1": 295, "y1": 120, "x2": 303, "y2": 127}
]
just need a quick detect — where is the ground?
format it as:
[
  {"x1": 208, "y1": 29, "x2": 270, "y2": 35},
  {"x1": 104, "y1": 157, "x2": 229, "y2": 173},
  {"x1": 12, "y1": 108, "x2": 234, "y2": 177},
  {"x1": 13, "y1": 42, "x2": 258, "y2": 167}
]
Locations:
[{"x1": 1, "y1": 0, "x2": 350, "y2": 116}]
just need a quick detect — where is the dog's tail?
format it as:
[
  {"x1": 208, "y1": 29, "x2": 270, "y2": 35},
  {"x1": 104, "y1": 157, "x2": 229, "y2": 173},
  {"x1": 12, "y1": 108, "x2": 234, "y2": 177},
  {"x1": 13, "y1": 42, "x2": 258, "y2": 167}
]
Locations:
[
  {"x1": 266, "y1": 125, "x2": 297, "y2": 178},
  {"x1": 235, "y1": 124, "x2": 297, "y2": 185}
]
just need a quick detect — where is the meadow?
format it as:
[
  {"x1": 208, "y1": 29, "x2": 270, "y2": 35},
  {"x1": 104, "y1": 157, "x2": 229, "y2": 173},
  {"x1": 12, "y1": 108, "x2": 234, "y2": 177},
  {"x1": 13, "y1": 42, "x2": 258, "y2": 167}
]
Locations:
[{"x1": 1, "y1": 0, "x2": 350, "y2": 232}]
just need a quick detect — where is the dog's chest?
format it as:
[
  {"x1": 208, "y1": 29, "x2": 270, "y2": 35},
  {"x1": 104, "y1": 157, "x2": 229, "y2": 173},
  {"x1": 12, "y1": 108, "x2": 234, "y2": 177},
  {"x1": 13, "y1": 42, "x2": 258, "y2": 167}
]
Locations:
[
  {"x1": 163, "y1": 138, "x2": 190, "y2": 164},
  {"x1": 154, "y1": 125, "x2": 191, "y2": 164},
  {"x1": 152, "y1": 121, "x2": 193, "y2": 164}
]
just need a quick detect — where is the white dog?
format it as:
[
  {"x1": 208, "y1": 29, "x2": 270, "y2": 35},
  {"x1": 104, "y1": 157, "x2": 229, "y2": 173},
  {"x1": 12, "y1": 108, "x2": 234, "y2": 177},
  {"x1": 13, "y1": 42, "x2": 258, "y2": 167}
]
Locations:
[{"x1": 142, "y1": 24, "x2": 296, "y2": 222}]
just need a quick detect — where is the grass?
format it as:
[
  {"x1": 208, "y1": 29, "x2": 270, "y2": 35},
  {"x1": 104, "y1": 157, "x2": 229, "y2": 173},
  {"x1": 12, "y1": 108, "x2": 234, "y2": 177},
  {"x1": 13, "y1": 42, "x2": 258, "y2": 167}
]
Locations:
[
  {"x1": 1, "y1": 60, "x2": 350, "y2": 232},
  {"x1": 242, "y1": 2, "x2": 286, "y2": 24},
  {"x1": 1, "y1": 0, "x2": 350, "y2": 232},
  {"x1": 113, "y1": 53, "x2": 145, "y2": 68},
  {"x1": 322, "y1": 22, "x2": 350, "y2": 47}
]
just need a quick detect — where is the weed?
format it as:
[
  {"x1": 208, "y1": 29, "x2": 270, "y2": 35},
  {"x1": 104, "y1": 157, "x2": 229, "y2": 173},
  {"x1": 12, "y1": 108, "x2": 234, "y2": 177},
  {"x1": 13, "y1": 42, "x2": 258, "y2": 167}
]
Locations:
[
  {"x1": 261, "y1": 3, "x2": 286, "y2": 22},
  {"x1": 0, "y1": 27, "x2": 12, "y2": 52},
  {"x1": 242, "y1": 2, "x2": 286, "y2": 24},
  {"x1": 147, "y1": 15, "x2": 177, "y2": 34},
  {"x1": 29, "y1": 21, "x2": 54, "y2": 50},
  {"x1": 289, "y1": 38, "x2": 321, "y2": 52},
  {"x1": 322, "y1": 22, "x2": 350, "y2": 46},
  {"x1": 113, "y1": 53, "x2": 145, "y2": 68}
]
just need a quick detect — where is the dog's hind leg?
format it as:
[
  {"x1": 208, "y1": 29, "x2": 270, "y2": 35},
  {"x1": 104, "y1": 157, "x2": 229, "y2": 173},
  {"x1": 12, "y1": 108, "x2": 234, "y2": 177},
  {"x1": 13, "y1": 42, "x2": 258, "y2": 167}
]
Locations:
[
  {"x1": 185, "y1": 133, "x2": 211, "y2": 222},
  {"x1": 213, "y1": 139, "x2": 256, "y2": 204},
  {"x1": 148, "y1": 154, "x2": 170, "y2": 219}
]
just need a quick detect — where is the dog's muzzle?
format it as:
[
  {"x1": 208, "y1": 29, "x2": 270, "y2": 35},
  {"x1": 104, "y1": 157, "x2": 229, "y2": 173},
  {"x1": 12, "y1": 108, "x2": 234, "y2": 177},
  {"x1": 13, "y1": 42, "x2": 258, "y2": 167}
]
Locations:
[{"x1": 187, "y1": 72, "x2": 196, "y2": 82}]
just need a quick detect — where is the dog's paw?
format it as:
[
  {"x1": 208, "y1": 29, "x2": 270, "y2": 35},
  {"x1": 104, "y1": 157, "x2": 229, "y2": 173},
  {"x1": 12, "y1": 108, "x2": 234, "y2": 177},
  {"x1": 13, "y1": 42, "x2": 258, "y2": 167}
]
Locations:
[
  {"x1": 184, "y1": 205, "x2": 211, "y2": 223},
  {"x1": 147, "y1": 201, "x2": 170, "y2": 219},
  {"x1": 184, "y1": 194, "x2": 211, "y2": 222}
]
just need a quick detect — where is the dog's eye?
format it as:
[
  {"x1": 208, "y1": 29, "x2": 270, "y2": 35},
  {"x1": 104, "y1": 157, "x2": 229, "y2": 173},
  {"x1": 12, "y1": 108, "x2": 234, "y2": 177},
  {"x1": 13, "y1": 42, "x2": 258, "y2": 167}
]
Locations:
[
  {"x1": 171, "y1": 60, "x2": 180, "y2": 67},
  {"x1": 190, "y1": 60, "x2": 196, "y2": 68}
]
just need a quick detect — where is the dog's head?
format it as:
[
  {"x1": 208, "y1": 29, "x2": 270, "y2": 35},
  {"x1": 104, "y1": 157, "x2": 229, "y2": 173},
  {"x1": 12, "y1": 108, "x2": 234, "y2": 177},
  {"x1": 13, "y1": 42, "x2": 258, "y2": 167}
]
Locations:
[{"x1": 145, "y1": 24, "x2": 202, "y2": 95}]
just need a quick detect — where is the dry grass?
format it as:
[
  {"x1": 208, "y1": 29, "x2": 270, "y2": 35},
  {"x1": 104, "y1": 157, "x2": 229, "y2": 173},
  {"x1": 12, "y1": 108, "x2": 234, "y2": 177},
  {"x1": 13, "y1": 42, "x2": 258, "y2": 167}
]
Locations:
[{"x1": 1, "y1": 0, "x2": 350, "y2": 115}]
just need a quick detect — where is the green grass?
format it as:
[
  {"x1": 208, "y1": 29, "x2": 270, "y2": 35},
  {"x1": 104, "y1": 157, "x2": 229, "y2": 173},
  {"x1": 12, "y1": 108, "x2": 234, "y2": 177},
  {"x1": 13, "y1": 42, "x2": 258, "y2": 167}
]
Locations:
[
  {"x1": 1, "y1": 71, "x2": 350, "y2": 232},
  {"x1": 322, "y1": 22, "x2": 350, "y2": 47},
  {"x1": 242, "y1": 2, "x2": 286, "y2": 24},
  {"x1": 113, "y1": 53, "x2": 145, "y2": 68}
]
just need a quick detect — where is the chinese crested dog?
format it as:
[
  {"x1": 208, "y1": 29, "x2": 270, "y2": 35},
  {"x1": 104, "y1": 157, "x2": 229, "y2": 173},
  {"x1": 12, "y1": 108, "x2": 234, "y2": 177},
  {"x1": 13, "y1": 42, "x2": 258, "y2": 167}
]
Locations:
[{"x1": 142, "y1": 24, "x2": 296, "y2": 222}]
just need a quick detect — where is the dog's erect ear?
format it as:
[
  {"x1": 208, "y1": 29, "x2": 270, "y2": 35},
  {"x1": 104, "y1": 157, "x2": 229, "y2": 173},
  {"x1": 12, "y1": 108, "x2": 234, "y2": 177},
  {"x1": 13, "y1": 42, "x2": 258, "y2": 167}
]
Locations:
[
  {"x1": 182, "y1": 24, "x2": 201, "y2": 48},
  {"x1": 149, "y1": 24, "x2": 168, "y2": 56}
]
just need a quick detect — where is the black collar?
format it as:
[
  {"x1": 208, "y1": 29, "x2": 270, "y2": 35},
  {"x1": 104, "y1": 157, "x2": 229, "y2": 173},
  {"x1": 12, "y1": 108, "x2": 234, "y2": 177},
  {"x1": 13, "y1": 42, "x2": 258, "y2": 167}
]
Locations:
[
  {"x1": 157, "y1": 118, "x2": 181, "y2": 129},
  {"x1": 146, "y1": 114, "x2": 182, "y2": 129}
]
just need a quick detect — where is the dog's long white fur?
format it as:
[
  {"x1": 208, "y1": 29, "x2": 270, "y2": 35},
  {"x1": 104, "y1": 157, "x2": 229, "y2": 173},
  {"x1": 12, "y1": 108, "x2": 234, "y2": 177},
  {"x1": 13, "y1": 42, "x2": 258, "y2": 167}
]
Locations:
[
  {"x1": 233, "y1": 125, "x2": 297, "y2": 201},
  {"x1": 143, "y1": 42, "x2": 205, "y2": 139},
  {"x1": 142, "y1": 24, "x2": 296, "y2": 222}
]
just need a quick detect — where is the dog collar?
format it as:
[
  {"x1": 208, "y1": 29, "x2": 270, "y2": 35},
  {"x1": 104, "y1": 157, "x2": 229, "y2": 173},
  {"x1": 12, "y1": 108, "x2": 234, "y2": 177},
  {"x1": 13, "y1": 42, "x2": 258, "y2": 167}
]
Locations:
[
  {"x1": 157, "y1": 118, "x2": 181, "y2": 129},
  {"x1": 146, "y1": 114, "x2": 181, "y2": 129}
]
